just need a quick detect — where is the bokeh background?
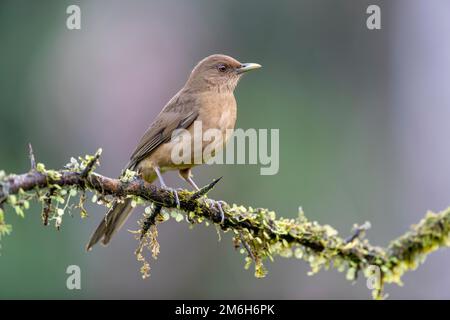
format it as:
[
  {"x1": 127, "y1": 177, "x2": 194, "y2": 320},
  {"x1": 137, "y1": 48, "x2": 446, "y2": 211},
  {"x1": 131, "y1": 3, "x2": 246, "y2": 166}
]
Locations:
[{"x1": 1, "y1": 0, "x2": 450, "y2": 299}]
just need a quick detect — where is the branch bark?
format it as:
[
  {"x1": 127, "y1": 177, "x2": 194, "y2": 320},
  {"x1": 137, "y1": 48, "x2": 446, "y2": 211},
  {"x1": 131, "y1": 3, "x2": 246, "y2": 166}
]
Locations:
[{"x1": 0, "y1": 148, "x2": 449, "y2": 299}]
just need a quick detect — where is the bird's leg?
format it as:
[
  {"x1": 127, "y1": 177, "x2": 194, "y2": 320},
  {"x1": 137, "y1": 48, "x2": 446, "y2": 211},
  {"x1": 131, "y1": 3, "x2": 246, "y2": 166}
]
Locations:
[
  {"x1": 154, "y1": 166, "x2": 180, "y2": 208},
  {"x1": 180, "y1": 169, "x2": 225, "y2": 224},
  {"x1": 185, "y1": 175, "x2": 200, "y2": 191}
]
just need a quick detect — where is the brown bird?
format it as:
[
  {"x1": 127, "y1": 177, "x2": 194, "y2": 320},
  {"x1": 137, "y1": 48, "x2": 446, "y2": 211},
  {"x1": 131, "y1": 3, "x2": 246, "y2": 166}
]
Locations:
[{"x1": 86, "y1": 54, "x2": 261, "y2": 250}]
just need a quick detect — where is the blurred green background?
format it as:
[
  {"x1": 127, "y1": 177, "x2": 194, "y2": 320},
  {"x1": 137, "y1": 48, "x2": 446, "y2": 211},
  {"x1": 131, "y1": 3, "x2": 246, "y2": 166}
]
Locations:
[{"x1": 1, "y1": 0, "x2": 450, "y2": 299}]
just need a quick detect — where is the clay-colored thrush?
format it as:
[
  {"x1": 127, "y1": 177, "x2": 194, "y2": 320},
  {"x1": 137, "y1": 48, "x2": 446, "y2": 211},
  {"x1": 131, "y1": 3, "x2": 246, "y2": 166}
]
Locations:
[{"x1": 86, "y1": 54, "x2": 261, "y2": 250}]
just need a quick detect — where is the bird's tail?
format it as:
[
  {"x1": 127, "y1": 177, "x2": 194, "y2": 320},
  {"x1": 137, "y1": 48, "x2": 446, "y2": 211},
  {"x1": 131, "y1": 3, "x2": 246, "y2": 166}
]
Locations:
[{"x1": 86, "y1": 199, "x2": 134, "y2": 251}]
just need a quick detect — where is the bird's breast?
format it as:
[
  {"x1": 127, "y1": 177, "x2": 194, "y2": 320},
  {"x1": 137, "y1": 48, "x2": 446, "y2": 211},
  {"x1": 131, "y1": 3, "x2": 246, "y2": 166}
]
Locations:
[
  {"x1": 148, "y1": 93, "x2": 237, "y2": 169},
  {"x1": 195, "y1": 93, "x2": 237, "y2": 162},
  {"x1": 198, "y1": 93, "x2": 237, "y2": 133}
]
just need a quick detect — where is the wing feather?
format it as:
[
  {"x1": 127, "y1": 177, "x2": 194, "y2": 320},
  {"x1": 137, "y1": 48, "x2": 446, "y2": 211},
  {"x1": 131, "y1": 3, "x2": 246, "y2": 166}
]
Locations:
[{"x1": 127, "y1": 93, "x2": 199, "y2": 169}]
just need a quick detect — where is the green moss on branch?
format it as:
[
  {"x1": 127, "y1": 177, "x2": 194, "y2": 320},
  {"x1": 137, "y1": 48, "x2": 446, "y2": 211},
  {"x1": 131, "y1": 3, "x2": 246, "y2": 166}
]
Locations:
[{"x1": 1, "y1": 148, "x2": 450, "y2": 299}]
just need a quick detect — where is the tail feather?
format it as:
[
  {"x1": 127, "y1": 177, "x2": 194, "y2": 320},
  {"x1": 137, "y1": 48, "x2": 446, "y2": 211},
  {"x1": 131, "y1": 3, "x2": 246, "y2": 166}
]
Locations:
[{"x1": 86, "y1": 199, "x2": 134, "y2": 251}]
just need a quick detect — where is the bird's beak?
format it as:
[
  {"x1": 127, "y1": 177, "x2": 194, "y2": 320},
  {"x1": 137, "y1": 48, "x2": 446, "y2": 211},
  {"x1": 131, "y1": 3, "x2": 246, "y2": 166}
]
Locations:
[{"x1": 236, "y1": 63, "x2": 262, "y2": 74}]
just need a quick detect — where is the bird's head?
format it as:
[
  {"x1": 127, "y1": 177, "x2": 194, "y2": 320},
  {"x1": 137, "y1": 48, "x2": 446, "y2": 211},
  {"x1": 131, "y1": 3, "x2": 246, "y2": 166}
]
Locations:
[{"x1": 186, "y1": 54, "x2": 261, "y2": 93}]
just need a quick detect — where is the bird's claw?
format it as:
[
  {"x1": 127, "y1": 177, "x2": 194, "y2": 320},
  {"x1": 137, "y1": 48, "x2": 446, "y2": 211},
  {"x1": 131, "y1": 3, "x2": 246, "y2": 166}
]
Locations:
[
  {"x1": 162, "y1": 186, "x2": 180, "y2": 208},
  {"x1": 205, "y1": 199, "x2": 225, "y2": 224}
]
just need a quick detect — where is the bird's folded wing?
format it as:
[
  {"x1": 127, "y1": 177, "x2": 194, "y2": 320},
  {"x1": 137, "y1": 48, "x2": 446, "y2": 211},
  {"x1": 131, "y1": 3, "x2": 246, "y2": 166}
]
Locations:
[{"x1": 127, "y1": 108, "x2": 199, "y2": 169}]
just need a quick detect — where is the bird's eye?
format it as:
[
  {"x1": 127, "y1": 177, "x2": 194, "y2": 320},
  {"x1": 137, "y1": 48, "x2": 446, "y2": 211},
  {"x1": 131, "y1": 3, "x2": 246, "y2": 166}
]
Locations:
[{"x1": 217, "y1": 64, "x2": 227, "y2": 72}]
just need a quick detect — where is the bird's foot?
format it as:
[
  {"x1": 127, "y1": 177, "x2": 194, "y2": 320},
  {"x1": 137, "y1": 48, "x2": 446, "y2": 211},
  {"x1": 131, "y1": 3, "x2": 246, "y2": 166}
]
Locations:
[
  {"x1": 205, "y1": 199, "x2": 226, "y2": 224},
  {"x1": 161, "y1": 186, "x2": 180, "y2": 208}
]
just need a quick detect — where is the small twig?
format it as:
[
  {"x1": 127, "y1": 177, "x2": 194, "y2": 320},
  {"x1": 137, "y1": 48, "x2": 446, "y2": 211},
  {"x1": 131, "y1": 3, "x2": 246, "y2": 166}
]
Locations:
[
  {"x1": 140, "y1": 204, "x2": 162, "y2": 240},
  {"x1": 190, "y1": 177, "x2": 222, "y2": 201},
  {"x1": 28, "y1": 143, "x2": 36, "y2": 171},
  {"x1": 0, "y1": 185, "x2": 7, "y2": 204},
  {"x1": 345, "y1": 221, "x2": 371, "y2": 244},
  {"x1": 42, "y1": 187, "x2": 56, "y2": 226},
  {"x1": 81, "y1": 148, "x2": 102, "y2": 178},
  {"x1": 239, "y1": 231, "x2": 255, "y2": 261}
]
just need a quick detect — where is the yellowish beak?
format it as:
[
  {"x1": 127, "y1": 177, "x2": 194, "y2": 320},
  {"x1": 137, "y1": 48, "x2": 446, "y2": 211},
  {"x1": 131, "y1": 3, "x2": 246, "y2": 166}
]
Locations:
[{"x1": 236, "y1": 63, "x2": 262, "y2": 74}]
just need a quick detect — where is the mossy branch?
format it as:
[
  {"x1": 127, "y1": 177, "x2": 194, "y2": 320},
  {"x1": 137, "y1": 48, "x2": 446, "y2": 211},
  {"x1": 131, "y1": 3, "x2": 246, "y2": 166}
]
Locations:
[{"x1": 1, "y1": 148, "x2": 450, "y2": 299}]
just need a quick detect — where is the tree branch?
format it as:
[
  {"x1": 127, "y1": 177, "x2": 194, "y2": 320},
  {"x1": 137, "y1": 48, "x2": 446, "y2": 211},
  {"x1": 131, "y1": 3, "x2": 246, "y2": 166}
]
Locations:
[{"x1": 0, "y1": 149, "x2": 449, "y2": 299}]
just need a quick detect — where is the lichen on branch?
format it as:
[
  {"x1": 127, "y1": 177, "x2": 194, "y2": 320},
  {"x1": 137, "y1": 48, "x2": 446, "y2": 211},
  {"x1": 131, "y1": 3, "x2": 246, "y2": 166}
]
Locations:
[{"x1": 1, "y1": 147, "x2": 450, "y2": 299}]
